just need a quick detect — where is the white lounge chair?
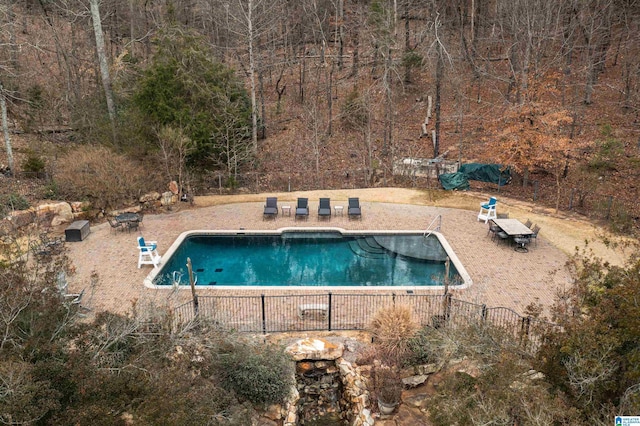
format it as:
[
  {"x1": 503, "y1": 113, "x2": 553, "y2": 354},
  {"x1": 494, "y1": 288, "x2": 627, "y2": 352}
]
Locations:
[
  {"x1": 477, "y1": 197, "x2": 497, "y2": 223},
  {"x1": 137, "y1": 236, "x2": 161, "y2": 268}
]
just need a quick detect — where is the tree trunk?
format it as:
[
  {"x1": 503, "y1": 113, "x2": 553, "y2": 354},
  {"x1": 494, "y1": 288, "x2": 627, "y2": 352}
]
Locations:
[
  {"x1": 351, "y1": 26, "x2": 359, "y2": 79},
  {"x1": 337, "y1": 0, "x2": 344, "y2": 69},
  {"x1": 327, "y1": 63, "x2": 333, "y2": 136},
  {"x1": 259, "y1": 70, "x2": 266, "y2": 139},
  {"x1": 246, "y1": 0, "x2": 258, "y2": 154},
  {"x1": 90, "y1": 0, "x2": 117, "y2": 142},
  {"x1": 0, "y1": 82, "x2": 14, "y2": 175},
  {"x1": 434, "y1": 43, "x2": 443, "y2": 157}
]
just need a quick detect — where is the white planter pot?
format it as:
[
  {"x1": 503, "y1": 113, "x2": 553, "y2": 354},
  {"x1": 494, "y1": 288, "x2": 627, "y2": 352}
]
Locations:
[{"x1": 377, "y1": 398, "x2": 398, "y2": 415}]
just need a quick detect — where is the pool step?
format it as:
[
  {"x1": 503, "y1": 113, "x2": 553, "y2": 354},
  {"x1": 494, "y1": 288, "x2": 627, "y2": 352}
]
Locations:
[
  {"x1": 360, "y1": 237, "x2": 387, "y2": 254},
  {"x1": 348, "y1": 238, "x2": 387, "y2": 259}
]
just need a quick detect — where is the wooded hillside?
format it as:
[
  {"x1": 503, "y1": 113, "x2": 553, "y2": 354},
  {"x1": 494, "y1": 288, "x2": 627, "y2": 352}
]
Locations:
[{"x1": 0, "y1": 0, "x2": 638, "y2": 222}]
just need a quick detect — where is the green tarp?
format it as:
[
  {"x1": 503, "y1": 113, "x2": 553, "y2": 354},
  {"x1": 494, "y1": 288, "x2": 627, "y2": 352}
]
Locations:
[
  {"x1": 439, "y1": 172, "x2": 470, "y2": 191},
  {"x1": 459, "y1": 163, "x2": 511, "y2": 186},
  {"x1": 439, "y1": 163, "x2": 511, "y2": 190}
]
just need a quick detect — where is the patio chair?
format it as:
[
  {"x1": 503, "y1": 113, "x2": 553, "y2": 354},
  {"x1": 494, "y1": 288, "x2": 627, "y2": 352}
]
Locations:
[
  {"x1": 477, "y1": 197, "x2": 497, "y2": 223},
  {"x1": 496, "y1": 230, "x2": 510, "y2": 246},
  {"x1": 107, "y1": 217, "x2": 123, "y2": 233},
  {"x1": 348, "y1": 197, "x2": 362, "y2": 220},
  {"x1": 295, "y1": 198, "x2": 309, "y2": 221},
  {"x1": 263, "y1": 197, "x2": 278, "y2": 220},
  {"x1": 127, "y1": 218, "x2": 140, "y2": 232},
  {"x1": 524, "y1": 219, "x2": 533, "y2": 229},
  {"x1": 137, "y1": 236, "x2": 161, "y2": 269},
  {"x1": 530, "y1": 225, "x2": 540, "y2": 246},
  {"x1": 487, "y1": 220, "x2": 500, "y2": 240},
  {"x1": 318, "y1": 198, "x2": 331, "y2": 220}
]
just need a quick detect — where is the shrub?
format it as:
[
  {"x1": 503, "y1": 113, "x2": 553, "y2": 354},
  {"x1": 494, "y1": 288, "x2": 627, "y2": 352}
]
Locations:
[
  {"x1": 341, "y1": 89, "x2": 368, "y2": 129},
  {"x1": 22, "y1": 152, "x2": 47, "y2": 175},
  {"x1": 0, "y1": 193, "x2": 30, "y2": 217},
  {"x1": 369, "y1": 304, "x2": 419, "y2": 365},
  {"x1": 372, "y1": 367, "x2": 403, "y2": 405},
  {"x1": 215, "y1": 340, "x2": 294, "y2": 406},
  {"x1": 53, "y1": 145, "x2": 163, "y2": 209}
]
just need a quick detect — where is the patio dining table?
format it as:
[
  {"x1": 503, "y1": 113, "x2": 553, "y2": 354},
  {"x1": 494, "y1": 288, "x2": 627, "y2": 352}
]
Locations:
[
  {"x1": 115, "y1": 212, "x2": 141, "y2": 232},
  {"x1": 493, "y1": 219, "x2": 533, "y2": 252}
]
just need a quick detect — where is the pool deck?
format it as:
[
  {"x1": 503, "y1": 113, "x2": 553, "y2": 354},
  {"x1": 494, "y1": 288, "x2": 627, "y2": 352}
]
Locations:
[{"x1": 64, "y1": 197, "x2": 578, "y2": 318}]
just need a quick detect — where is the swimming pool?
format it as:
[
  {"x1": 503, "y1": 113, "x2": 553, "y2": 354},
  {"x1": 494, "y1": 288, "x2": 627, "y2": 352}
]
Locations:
[{"x1": 145, "y1": 228, "x2": 472, "y2": 290}]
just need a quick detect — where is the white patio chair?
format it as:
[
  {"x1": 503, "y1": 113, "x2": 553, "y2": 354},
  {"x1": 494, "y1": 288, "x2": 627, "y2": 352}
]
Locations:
[
  {"x1": 477, "y1": 197, "x2": 498, "y2": 223},
  {"x1": 137, "y1": 236, "x2": 161, "y2": 268}
]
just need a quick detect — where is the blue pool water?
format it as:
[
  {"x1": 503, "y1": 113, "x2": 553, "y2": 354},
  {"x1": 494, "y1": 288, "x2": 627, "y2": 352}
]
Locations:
[{"x1": 154, "y1": 231, "x2": 462, "y2": 287}]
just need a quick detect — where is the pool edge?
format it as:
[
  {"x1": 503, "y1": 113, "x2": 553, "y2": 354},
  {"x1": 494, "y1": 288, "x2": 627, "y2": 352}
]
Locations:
[{"x1": 143, "y1": 227, "x2": 473, "y2": 291}]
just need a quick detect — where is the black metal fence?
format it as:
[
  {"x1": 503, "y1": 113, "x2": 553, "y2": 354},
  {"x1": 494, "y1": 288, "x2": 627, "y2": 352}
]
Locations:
[{"x1": 172, "y1": 293, "x2": 559, "y2": 353}]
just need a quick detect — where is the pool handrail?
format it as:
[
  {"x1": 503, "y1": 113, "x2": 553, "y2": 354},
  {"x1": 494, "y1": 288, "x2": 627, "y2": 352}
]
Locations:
[{"x1": 423, "y1": 215, "x2": 442, "y2": 239}]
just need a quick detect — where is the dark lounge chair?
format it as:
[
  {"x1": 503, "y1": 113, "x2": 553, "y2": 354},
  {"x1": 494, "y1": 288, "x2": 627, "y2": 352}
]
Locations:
[
  {"x1": 295, "y1": 198, "x2": 309, "y2": 221},
  {"x1": 318, "y1": 198, "x2": 331, "y2": 220},
  {"x1": 263, "y1": 197, "x2": 278, "y2": 220},
  {"x1": 348, "y1": 197, "x2": 362, "y2": 220}
]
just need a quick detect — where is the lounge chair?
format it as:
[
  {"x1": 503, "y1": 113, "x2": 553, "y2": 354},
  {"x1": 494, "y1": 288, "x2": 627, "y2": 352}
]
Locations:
[
  {"x1": 477, "y1": 197, "x2": 497, "y2": 223},
  {"x1": 348, "y1": 197, "x2": 362, "y2": 220},
  {"x1": 137, "y1": 236, "x2": 161, "y2": 268},
  {"x1": 263, "y1": 197, "x2": 278, "y2": 220},
  {"x1": 318, "y1": 198, "x2": 331, "y2": 220},
  {"x1": 295, "y1": 198, "x2": 309, "y2": 221}
]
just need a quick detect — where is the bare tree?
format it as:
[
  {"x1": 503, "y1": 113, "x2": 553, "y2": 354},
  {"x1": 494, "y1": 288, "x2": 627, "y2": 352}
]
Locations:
[
  {"x1": 223, "y1": 0, "x2": 284, "y2": 155},
  {"x1": 89, "y1": 0, "x2": 117, "y2": 140},
  {"x1": 0, "y1": 81, "x2": 12, "y2": 174},
  {"x1": 209, "y1": 98, "x2": 253, "y2": 180},
  {"x1": 156, "y1": 126, "x2": 195, "y2": 200}
]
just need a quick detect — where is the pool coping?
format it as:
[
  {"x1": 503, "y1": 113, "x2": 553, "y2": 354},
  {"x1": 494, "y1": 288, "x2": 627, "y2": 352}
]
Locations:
[{"x1": 143, "y1": 227, "x2": 473, "y2": 291}]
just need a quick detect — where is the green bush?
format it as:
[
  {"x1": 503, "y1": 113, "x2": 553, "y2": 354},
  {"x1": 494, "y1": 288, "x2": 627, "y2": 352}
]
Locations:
[
  {"x1": 42, "y1": 181, "x2": 59, "y2": 200},
  {"x1": 215, "y1": 340, "x2": 294, "y2": 406},
  {"x1": 341, "y1": 89, "x2": 368, "y2": 130},
  {"x1": 0, "y1": 193, "x2": 30, "y2": 217},
  {"x1": 22, "y1": 152, "x2": 46, "y2": 174}
]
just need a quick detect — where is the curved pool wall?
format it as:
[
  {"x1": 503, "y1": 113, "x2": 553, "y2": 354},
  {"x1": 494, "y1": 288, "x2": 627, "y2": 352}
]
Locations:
[{"x1": 143, "y1": 227, "x2": 473, "y2": 291}]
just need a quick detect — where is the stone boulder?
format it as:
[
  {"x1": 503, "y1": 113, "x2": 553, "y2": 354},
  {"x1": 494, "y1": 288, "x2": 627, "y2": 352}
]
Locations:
[
  {"x1": 140, "y1": 192, "x2": 161, "y2": 203},
  {"x1": 7, "y1": 209, "x2": 36, "y2": 228},
  {"x1": 36, "y1": 202, "x2": 74, "y2": 226},
  {"x1": 160, "y1": 191, "x2": 178, "y2": 206},
  {"x1": 402, "y1": 374, "x2": 428, "y2": 388},
  {"x1": 285, "y1": 338, "x2": 344, "y2": 361}
]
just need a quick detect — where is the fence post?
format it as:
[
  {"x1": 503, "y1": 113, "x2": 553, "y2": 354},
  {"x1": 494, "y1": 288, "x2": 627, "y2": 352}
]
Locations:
[
  {"x1": 392, "y1": 292, "x2": 396, "y2": 305},
  {"x1": 288, "y1": 175, "x2": 291, "y2": 192},
  {"x1": 261, "y1": 294, "x2": 266, "y2": 334},
  {"x1": 521, "y1": 316, "x2": 531, "y2": 347},
  {"x1": 481, "y1": 304, "x2": 487, "y2": 322},
  {"x1": 187, "y1": 258, "x2": 198, "y2": 318},
  {"x1": 444, "y1": 293, "x2": 452, "y2": 321},
  {"x1": 327, "y1": 293, "x2": 332, "y2": 331},
  {"x1": 569, "y1": 188, "x2": 575, "y2": 210}
]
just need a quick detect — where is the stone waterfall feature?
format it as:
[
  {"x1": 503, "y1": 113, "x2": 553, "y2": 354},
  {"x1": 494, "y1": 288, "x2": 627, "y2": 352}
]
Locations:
[{"x1": 285, "y1": 338, "x2": 374, "y2": 426}]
